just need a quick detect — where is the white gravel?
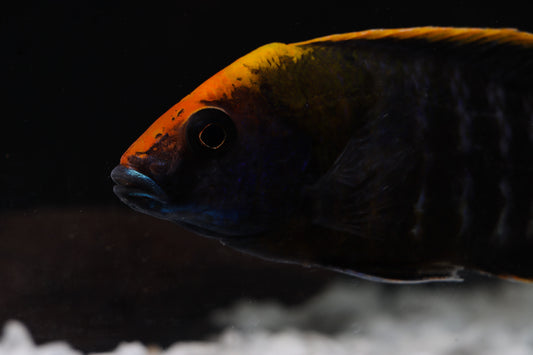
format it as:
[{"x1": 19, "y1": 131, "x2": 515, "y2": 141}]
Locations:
[{"x1": 2, "y1": 280, "x2": 533, "y2": 355}]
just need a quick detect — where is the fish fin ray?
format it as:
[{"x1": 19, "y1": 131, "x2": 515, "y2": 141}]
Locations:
[{"x1": 295, "y1": 27, "x2": 533, "y2": 48}]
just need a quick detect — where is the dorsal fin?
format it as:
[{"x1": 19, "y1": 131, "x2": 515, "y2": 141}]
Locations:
[{"x1": 294, "y1": 27, "x2": 533, "y2": 48}]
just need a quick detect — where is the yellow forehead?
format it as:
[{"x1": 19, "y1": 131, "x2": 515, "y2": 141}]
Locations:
[
  {"x1": 121, "y1": 42, "x2": 311, "y2": 164},
  {"x1": 191, "y1": 42, "x2": 311, "y2": 100}
]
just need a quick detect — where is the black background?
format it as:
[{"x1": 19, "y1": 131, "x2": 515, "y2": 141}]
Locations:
[
  {"x1": 2, "y1": 1, "x2": 532, "y2": 352},
  {"x1": 4, "y1": 1, "x2": 531, "y2": 209}
]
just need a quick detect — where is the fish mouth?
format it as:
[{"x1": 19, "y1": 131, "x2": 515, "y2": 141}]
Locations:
[
  {"x1": 111, "y1": 165, "x2": 171, "y2": 214},
  {"x1": 111, "y1": 165, "x2": 254, "y2": 240}
]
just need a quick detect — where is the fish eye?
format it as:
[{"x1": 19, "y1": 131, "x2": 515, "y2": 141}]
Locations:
[
  {"x1": 199, "y1": 123, "x2": 226, "y2": 149},
  {"x1": 186, "y1": 108, "x2": 236, "y2": 154}
]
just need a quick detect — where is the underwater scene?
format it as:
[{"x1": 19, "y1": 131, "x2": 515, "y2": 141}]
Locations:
[{"x1": 3, "y1": 2, "x2": 533, "y2": 354}]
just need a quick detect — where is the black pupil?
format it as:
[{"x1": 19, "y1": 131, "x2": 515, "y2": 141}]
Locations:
[{"x1": 199, "y1": 123, "x2": 226, "y2": 149}]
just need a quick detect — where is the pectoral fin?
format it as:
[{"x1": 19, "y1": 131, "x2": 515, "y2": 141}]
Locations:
[{"x1": 309, "y1": 113, "x2": 419, "y2": 241}]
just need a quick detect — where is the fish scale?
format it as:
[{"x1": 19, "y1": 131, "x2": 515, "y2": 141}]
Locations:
[
  {"x1": 450, "y1": 77, "x2": 532, "y2": 276},
  {"x1": 344, "y1": 39, "x2": 530, "y2": 278}
]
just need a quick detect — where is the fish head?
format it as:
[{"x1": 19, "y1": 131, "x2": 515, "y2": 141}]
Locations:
[{"x1": 111, "y1": 43, "x2": 315, "y2": 239}]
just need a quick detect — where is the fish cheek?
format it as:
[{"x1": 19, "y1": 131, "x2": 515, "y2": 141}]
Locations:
[
  {"x1": 229, "y1": 128, "x2": 313, "y2": 224},
  {"x1": 172, "y1": 146, "x2": 302, "y2": 235},
  {"x1": 160, "y1": 153, "x2": 258, "y2": 235}
]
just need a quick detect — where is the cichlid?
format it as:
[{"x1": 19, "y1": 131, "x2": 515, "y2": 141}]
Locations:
[{"x1": 111, "y1": 27, "x2": 533, "y2": 283}]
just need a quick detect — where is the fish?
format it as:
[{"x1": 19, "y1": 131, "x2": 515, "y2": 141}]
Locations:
[{"x1": 111, "y1": 27, "x2": 533, "y2": 283}]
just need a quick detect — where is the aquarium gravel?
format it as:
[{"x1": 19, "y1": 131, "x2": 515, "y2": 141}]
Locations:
[{"x1": 1, "y1": 280, "x2": 533, "y2": 355}]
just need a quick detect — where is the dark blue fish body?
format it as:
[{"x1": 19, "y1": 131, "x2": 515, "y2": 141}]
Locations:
[{"x1": 112, "y1": 28, "x2": 533, "y2": 282}]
